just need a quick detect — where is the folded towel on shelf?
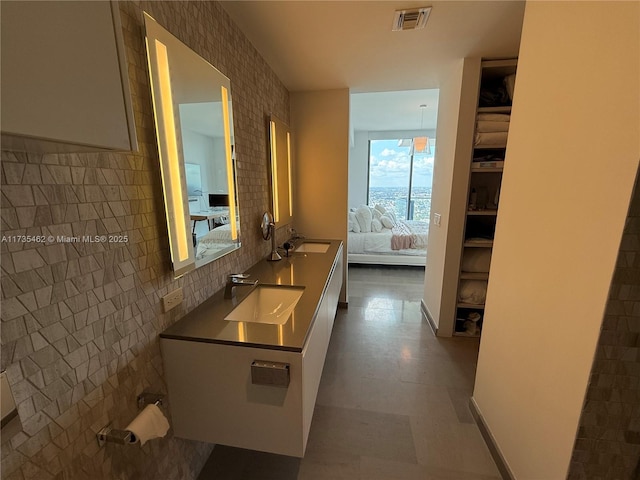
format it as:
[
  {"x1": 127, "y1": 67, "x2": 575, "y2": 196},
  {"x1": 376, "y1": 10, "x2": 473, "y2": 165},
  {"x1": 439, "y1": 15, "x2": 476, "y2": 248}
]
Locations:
[
  {"x1": 458, "y1": 280, "x2": 487, "y2": 305},
  {"x1": 476, "y1": 113, "x2": 510, "y2": 122},
  {"x1": 461, "y1": 248, "x2": 492, "y2": 273},
  {"x1": 475, "y1": 131, "x2": 508, "y2": 146},
  {"x1": 476, "y1": 121, "x2": 510, "y2": 133}
]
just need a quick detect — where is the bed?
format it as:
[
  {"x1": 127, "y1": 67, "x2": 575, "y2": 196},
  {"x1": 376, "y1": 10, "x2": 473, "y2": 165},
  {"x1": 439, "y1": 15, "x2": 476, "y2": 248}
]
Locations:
[
  {"x1": 195, "y1": 224, "x2": 239, "y2": 260},
  {"x1": 347, "y1": 205, "x2": 428, "y2": 266}
]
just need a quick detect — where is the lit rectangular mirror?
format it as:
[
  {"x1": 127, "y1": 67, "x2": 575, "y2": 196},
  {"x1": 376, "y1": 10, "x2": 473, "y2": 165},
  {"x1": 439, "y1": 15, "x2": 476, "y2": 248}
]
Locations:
[
  {"x1": 268, "y1": 115, "x2": 293, "y2": 227},
  {"x1": 144, "y1": 13, "x2": 241, "y2": 277}
]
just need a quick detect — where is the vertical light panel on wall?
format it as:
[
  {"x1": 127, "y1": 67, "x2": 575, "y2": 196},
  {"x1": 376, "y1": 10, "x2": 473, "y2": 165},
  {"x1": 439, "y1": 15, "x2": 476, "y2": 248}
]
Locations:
[
  {"x1": 287, "y1": 131, "x2": 293, "y2": 218},
  {"x1": 221, "y1": 85, "x2": 238, "y2": 240},
  {"x1": 148, "y1": 38, "x2": 195, "y2": 276},
  {"x1": 270, "y1": 120, "x2": 280, "y2": 222},
  {"x1": 268, "y1": 115, "x2": 293, "y2": 227}
]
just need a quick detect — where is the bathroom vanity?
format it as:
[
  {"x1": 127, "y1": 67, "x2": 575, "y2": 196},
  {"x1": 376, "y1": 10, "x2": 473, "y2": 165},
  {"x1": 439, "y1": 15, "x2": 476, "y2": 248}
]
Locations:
[{"x1": 160, "y1": 240, "x2": 343, "y2": 457}]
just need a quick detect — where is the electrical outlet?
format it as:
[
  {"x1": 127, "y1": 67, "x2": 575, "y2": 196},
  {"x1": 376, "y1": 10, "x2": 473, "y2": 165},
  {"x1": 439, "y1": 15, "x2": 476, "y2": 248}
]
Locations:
[
  {"x1": 162, "y1": 287, "x2": 183, "y2": 312},
  {"x1": 433, "y1": 213, "x2": 442, "y2": 227}
]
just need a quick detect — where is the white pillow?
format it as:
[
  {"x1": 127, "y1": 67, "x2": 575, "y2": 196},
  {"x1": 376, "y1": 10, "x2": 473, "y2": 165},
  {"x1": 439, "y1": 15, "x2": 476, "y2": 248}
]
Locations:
[
  {"x1": 386, "y1": 210, "x2": 397, "y2": 223},
  {"x1": 461, "y1": 249, "x2": 492, "y2": 272},
  {"x1": 372, "y1": 208, "x2": 382, "y2": 220},
  {"x1": 374, "y1": 204, "x2": 387, "y2": 215},
  {"x1": 380, "y1": 215, "x2": 395, "y2": 229},
  {"x1": 349, "y1": 212, "x2": 360, "y2": 233},
  {"x1": 371, "y1": 218, "x2": 383, "y2": 232},
  {"x1": 355, "y1": 205, "x2": 372, "y2": 233}
]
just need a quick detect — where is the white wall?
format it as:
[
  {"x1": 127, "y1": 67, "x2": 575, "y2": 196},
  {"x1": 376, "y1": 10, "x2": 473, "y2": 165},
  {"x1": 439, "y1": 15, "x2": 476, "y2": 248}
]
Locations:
[
  {"x1": 348, "y1": 129, "x2": 436, "y2": 209},
  {"x1": 349, "y1": 131, "x2": 369, "y2": 208},
  {"x1": 182, "y1": 129, "x2": 211, "y2": 195},
  {"x1": 182, "y1": 129, "x2": 228, "y2": 195},
  {"x1": 182, "y1": 129, "x2": 229, "y2": 237},
  {"x1": 473, "y1": 2, "x2": 640, "y2": 478},
  {"x1": 291, "y1": 89, "x2": 350, "y2": 301},
  {"x1": 423, "y1": 58, "x2": 480, "y2": 335}
]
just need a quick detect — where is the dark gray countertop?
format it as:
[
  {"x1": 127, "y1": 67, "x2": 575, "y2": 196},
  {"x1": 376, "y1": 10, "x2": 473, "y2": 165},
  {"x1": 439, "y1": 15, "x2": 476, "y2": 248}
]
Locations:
[{"x1": 160, "y1": 240, "x2": 342, "y2": 352}]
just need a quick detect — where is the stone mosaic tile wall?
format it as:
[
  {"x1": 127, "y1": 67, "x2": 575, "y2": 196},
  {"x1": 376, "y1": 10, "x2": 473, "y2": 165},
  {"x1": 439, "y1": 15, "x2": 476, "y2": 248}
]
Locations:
[
  {"x1": 568, "y1": 172, "x2": 640, "y2": 480},
  {"x1": 0, "y1": 2, "x2": 290, "y2": 479}
]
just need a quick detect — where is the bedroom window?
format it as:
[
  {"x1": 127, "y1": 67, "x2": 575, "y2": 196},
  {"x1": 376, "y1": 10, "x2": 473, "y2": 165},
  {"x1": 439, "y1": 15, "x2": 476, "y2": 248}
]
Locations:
[{"x1": 367, "y1": 138, "x2": 434, "y2": 221}]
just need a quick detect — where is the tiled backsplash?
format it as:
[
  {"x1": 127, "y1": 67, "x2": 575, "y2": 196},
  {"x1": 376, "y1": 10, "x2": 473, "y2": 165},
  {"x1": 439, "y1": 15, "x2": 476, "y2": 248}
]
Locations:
[
  {"x1": 568, "y1": 172, "x2": 640, "y2": 479},
  {"x1": 0, "y1": 2, "x2": 289, "y2": 479}
]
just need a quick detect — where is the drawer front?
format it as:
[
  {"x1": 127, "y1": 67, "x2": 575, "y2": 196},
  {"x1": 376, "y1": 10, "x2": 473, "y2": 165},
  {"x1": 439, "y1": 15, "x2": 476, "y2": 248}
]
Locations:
[{"x1": 161, "y1": 339, "x2": 305, "y2": 457}]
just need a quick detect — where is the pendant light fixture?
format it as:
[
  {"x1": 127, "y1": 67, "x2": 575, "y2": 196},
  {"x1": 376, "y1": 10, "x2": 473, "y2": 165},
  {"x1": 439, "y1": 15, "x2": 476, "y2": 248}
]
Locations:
[{"x1": 413, "y1": 104, "x2": 431, "y2": 154}]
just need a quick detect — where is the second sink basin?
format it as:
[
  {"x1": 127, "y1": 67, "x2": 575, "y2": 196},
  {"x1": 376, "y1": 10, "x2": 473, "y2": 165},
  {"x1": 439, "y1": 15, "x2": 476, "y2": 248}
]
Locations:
[
  {"x1": 224, "y1": 285, "x2": 305, "y2": 325},
  {"x1": 294, "y1": 242, "x2": 330, "y2": 253}
]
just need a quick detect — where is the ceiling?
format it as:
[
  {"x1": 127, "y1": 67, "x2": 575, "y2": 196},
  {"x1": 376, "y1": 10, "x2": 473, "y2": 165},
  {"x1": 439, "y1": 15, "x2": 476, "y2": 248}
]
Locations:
[
  {"x1": 351, "y1": 88, "x2": 439, "y2": 132},
  {"x1": 220, "y1": 1, "x2": 525, "y2": 132}
]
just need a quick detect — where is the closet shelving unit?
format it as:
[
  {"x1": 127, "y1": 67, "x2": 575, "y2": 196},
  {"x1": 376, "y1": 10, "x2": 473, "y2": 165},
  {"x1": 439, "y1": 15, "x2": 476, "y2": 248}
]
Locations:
[{"x1": 454, "y1": 58, "x2": 517, "y2": 338}]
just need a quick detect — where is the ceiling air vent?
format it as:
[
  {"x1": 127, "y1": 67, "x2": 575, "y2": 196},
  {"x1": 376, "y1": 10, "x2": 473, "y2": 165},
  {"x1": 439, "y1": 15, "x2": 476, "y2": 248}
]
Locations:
[{"x1": 392, "y1": 7, "x2": 431, "y2": 31}]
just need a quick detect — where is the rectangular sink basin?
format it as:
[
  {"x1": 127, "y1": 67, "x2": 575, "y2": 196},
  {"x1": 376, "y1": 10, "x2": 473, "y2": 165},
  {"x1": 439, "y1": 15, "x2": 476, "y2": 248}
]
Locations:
[
  {"x1": 294, "y1": 242, "x2": 330, "y2": 253},
  {"x1": 224, "y1": 286, "x2": 304, "y2": 325}
]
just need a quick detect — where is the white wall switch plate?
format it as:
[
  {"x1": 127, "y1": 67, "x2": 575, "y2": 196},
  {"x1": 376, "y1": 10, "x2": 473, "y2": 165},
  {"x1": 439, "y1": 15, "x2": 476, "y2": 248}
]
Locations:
[
  {"x1": 162, "y1": 287, "x2": 183, "y2": 312},
  {"x1": 433, "y1": 213, "x2": 442, "y2": 227}
]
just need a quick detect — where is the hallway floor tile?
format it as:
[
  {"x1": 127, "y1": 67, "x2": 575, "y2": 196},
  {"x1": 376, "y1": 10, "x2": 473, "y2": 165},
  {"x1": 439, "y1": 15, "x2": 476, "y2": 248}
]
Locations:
[{"x1": 197, "y1": 265, "x2": 500, "y2": 479}]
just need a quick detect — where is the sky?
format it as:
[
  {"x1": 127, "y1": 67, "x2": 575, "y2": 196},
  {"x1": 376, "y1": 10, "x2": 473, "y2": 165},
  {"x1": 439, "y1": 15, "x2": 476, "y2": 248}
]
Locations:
[{"x1": 368, "y1": 139, "x2": 434, "y2": 189}]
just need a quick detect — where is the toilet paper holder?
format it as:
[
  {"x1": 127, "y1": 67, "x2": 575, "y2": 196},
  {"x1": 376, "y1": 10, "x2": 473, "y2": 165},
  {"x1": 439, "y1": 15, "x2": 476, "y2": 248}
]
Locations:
[
  {"x1": 137, "y1": 392, "x2": 163, "y2": 409},
  {"x1": 97, "y1": 425, "x2": 132, "y2": 446},
  {"x1": 96, "y1": 392, "x2": 164, "y2": 447}
]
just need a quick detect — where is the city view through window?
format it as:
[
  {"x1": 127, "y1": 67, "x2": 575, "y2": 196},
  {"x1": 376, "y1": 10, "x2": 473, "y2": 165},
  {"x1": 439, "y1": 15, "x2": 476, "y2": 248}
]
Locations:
[{"x1": 367, "y1": 138, "x2": 434, "y2": 222}]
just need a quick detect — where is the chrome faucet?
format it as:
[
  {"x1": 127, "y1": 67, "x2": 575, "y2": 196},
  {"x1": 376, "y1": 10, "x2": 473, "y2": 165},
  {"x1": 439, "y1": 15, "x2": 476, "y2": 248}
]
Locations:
[{"x1": 224, "y1": 273, "x2": 258, "y2": 299}]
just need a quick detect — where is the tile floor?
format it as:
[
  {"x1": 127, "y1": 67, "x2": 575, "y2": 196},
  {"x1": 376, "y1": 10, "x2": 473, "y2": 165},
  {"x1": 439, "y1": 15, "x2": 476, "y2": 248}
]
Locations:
[{"x1": 197, "y1": 265, "x2": 500, "y2": 479}]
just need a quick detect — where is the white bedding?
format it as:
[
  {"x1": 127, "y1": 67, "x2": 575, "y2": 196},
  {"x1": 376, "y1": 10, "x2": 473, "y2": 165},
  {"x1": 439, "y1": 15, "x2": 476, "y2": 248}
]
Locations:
[
  {"x1": 195, "y1": 224, "x2": 238, "y2": 259},
  {"x1": 198, "y1": 224, "x2": 235, "y2": 243},
  {"x1": 348, "y1": 220, "x2": 428, "y2": 257}
]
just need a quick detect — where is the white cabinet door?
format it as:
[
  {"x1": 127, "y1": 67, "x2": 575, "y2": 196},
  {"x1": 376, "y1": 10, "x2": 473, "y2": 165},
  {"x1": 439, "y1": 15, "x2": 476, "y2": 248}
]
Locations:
[
  {"x1": 1, "y1": 1, "x2": 137, "y2": 152},
  {"x1": 161, "y1": 339, "x2": 306, "y2": 457}
]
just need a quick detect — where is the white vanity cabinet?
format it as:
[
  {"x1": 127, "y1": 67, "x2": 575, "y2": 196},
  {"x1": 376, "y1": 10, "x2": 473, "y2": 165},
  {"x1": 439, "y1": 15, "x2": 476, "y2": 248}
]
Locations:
[
  {"x1": 0, "y1": 1, "x2": 137, "y2": 153},
  {"x1": 160, "y1": 244, "x2": 343, "y2": 457},
  {"x1": 323, "y1": 246, "x2": 343, "y2": 336}
]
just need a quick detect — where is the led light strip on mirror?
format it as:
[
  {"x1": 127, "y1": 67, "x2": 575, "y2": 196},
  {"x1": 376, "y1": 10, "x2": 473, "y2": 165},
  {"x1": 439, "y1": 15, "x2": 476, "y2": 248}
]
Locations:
[
  {"x1": 148, "y1": 37, "x2": 194, "y2": 276},
  {"x1": 221, "y1": 85, "x2": 238, "y2": 241}
]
